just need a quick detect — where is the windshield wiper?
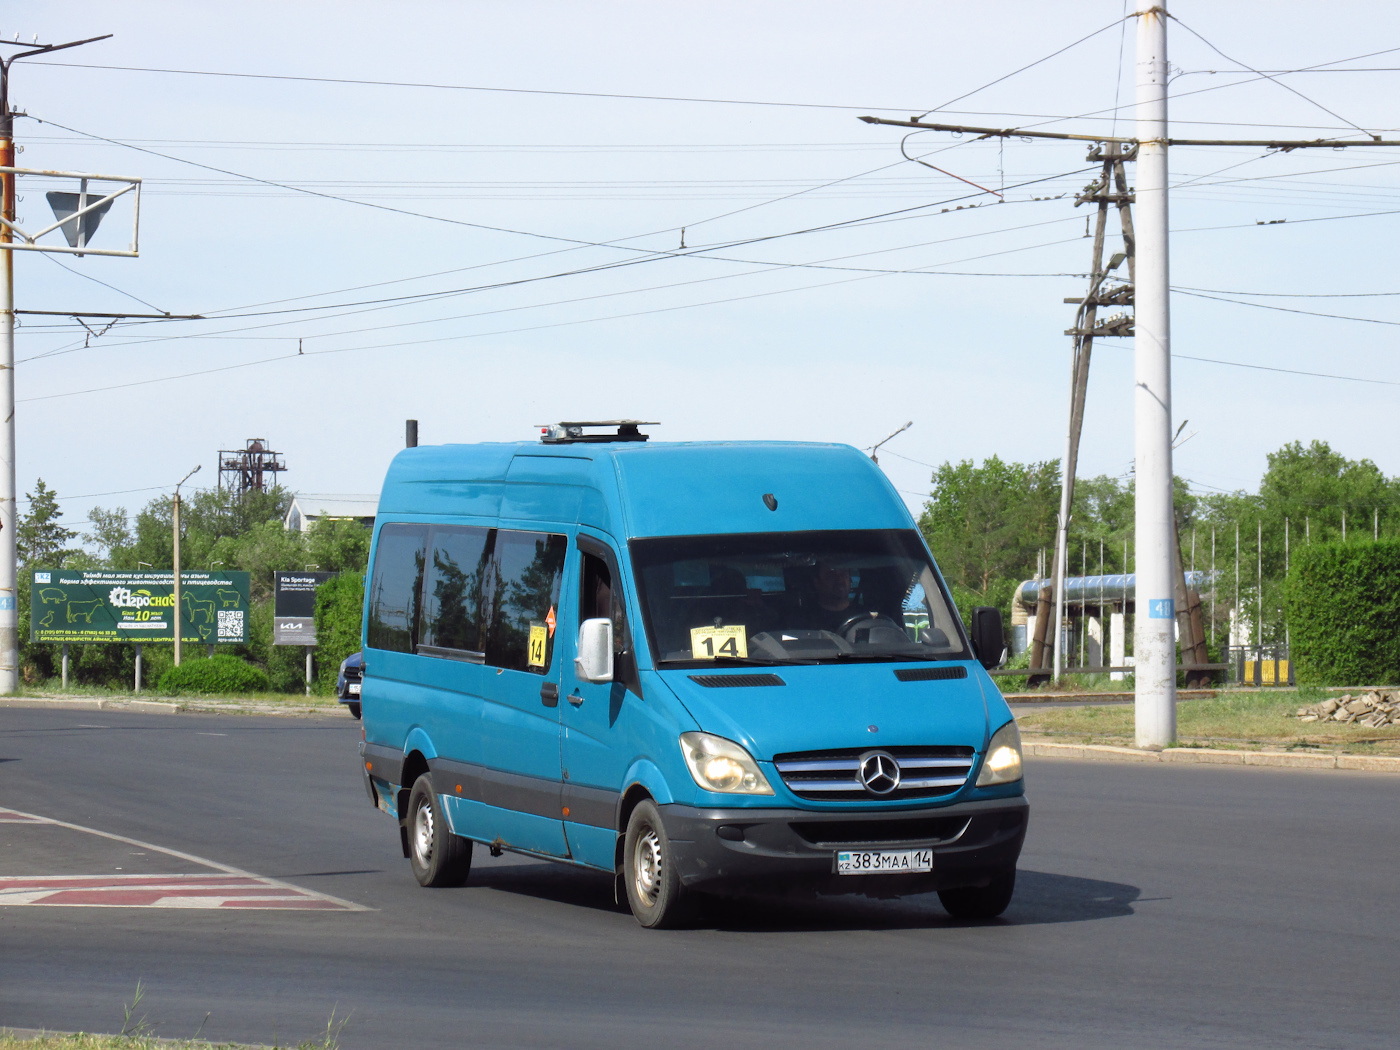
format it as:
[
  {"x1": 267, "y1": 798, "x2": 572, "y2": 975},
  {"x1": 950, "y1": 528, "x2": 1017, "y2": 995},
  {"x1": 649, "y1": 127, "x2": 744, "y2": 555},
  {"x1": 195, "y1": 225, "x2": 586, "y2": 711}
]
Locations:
[
  {"x1": 829, "y1": 651, "x2": 952, "y2": 662},
  {"x1": 660, "y1": 655, "x2": 817, "y2": 667}
]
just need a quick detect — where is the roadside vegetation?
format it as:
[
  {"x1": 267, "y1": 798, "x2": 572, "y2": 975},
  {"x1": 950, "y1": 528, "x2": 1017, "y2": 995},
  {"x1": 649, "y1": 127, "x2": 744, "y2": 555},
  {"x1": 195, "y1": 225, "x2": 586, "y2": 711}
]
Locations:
[
  {"x1": 16, "y1": 482, "x2": 367, "y2": 696},
  {"x1": 920, "y1": 439, "x2": 1400, "y2": 685},
  {"x1": 1016, "y1": 688, "x2": 1400, "y2": 756},
  {"x1": 0, "y1": 1036, "x2": 327, "y2": 1050}
]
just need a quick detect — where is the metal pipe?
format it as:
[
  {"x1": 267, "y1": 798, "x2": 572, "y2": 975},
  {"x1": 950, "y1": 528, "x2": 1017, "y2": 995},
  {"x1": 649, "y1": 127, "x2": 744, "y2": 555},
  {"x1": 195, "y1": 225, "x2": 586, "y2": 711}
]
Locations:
[{"x1": 1133, "y1": 2, "x2": 1176, "y2": 747}]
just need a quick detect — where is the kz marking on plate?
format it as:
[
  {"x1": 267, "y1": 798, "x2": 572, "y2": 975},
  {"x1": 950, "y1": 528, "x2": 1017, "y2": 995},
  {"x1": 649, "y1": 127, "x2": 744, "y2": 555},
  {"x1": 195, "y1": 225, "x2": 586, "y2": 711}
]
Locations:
[
  {"x1": 836, "y1": 848, "x2": 933, "y2": 875},
  {"x1": 689, "y1": 624, "x2": 747, "y2": 660},
  {"x1": 348, "y1": 682, "x2": 361, "y2": 695}
]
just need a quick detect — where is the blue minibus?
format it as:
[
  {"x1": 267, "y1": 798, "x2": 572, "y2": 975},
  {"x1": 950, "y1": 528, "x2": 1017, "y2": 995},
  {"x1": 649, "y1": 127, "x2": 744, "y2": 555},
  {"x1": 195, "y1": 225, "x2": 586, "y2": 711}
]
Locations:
[{"x1": 357, "y1": 422, "x2": 1027, "y2": 927}]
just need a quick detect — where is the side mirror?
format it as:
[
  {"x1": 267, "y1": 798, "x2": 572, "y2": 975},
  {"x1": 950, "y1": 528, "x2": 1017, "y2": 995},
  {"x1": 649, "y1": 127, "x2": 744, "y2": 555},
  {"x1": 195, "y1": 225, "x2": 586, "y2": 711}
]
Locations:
[
  {"x1": 574, "y1": 618, "x2": 614, "y2": 682},
  {"x1": 970, "y1": 606, "x2": 1006, "y2": 670}
]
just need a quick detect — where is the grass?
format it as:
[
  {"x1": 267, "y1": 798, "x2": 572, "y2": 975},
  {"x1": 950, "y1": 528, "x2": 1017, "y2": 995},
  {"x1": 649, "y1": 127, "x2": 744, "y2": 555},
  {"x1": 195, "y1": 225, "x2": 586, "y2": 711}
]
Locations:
[
  {"x1": 0, "y1": 1035, "x2": 339, "y2": 1050},
  {"x1": 1016, "y1": 686, "x2": 1400, "y2": 756},
  {"x1": 1, "y1": 985, "x2": 347, "y2": 1049},
  {"x1": 17, "y1": 679, "x2": 343, "y2": 708}
]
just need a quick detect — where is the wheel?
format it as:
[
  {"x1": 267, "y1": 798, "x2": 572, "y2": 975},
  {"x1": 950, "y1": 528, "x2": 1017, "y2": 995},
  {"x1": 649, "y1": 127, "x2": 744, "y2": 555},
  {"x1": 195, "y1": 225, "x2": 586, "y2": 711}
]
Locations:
[
  {"x1": 623, "y1": 799, "x2": 692, "y2": 928},
  {"x1": 346, "y1": 702, "x2": 361, "y2": 720},
  {"x1": 938, "y1": 867, "x2": 1016, "y2": 920},
  {"x1": 405, "y1": 775, "x2": 472, "y2": 887}
]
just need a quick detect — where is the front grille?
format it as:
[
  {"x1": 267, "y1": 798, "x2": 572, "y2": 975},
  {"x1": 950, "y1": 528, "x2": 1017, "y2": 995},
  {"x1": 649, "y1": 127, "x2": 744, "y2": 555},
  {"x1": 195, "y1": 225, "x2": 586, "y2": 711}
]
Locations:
[
  {"x1": 689, "y1": 673, "x2": 785, "y2": 688},
  {"x1": 790, "y1": 815, "x2": 970, "y2": 847},
  {"x1": 342, "y1": 667, "x2": 363, "y2": 682},
  {"x1": 773, "y1": 745, "x2": 975, "y2": 802}
]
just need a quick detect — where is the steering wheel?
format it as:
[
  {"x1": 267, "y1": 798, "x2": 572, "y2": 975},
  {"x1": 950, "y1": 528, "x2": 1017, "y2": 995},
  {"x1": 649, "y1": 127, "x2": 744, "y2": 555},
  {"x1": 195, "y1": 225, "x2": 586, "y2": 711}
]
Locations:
[{"x1": 836, "y1": 610, "x2": 883, "y2": 637}]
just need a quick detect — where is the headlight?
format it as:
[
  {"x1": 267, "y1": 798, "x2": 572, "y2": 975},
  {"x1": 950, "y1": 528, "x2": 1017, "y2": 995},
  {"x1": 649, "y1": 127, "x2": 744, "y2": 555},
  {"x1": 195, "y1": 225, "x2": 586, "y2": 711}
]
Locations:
[
  {"x1": 679, "y1": 732, "x2": 774, "y2": 795},
  {"x1": 976, "y1": 719, "x2": 1023, "y2": 786}
]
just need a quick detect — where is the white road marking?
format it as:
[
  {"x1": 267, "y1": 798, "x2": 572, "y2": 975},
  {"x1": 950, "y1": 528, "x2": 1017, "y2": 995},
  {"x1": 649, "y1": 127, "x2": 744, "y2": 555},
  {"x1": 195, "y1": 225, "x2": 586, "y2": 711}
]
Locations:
[{"x1": 0, "y1": 807, "x2": 369, "y2": 911}]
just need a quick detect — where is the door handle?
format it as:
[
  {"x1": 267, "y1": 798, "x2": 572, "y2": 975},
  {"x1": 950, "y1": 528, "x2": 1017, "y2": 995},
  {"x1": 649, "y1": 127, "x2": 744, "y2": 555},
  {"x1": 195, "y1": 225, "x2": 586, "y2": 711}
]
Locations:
[
  {"x1": 567, "y1": 691, "x2": 584, "y2": 707},
  {"x1": 540, "y1": 682, "x2": 559, "y2": 707}
]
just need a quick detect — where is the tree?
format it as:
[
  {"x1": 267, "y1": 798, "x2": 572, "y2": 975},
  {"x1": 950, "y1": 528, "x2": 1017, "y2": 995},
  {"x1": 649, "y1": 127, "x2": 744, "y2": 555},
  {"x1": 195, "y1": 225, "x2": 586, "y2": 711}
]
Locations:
[
  {"x1": 918, "y1": 457, "x2": 1060, "y2": 622},
  {"x1": 84, "y1": 506, "x2": 134, "y2": 566},
  {"x1": 18, "y1": 480, "x2": 77, "y2": 568}
]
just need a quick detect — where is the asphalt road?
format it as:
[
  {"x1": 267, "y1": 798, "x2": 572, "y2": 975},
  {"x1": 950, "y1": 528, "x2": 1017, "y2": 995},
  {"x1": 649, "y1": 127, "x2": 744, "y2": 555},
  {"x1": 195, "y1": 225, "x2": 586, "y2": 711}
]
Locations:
[{"x1": 2, "y1": 706, "x2": 1398, "y2": 1050}]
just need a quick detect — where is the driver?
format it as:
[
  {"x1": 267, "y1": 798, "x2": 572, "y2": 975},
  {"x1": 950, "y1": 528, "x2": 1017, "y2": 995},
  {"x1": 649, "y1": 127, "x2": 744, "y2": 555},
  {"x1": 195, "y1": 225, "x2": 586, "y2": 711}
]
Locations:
[{"x1": 812, "y1": 560, "x2": 860, "y2": 633}]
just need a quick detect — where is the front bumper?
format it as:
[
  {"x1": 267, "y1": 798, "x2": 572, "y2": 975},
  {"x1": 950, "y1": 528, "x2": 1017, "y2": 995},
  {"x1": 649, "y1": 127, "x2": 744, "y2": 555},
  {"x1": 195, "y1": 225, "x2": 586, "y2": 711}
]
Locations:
[{"x1": 660, "y1": 795, "x2": 1027, "y2": 895}]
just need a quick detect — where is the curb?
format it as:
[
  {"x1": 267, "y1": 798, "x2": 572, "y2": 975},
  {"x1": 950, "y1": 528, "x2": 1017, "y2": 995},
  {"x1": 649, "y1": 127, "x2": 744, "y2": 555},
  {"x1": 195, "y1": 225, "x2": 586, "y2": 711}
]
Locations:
[
  {"x1": 0, "y1": 696, "x2": 343, "y2": 717},
  {"x1": 1006, "y1": 690, "x2": 1218, "y2": 703},
  {"x1": 1025, "y1": 739, "x2": 1400, "y2": 773},
  {"x1": 0, "y1": 697, "x2": 183, "y2": 713}
]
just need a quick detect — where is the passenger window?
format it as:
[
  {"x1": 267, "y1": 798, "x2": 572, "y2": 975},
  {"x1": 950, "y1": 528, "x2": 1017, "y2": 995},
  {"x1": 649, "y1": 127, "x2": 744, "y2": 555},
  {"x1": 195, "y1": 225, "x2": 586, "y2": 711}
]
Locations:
[
  {"x1": 579, "y1": 541, "x2": 641, "y2": 696},
  {"x1": 366, "y1": 524, "x2": 428, "y2": 652},
  {"x1": 483, "y1": 530, "x2": 567, "y2": 674},
  {"x1": 422, "y1": 526, "x2": 492, "y2": 653}
]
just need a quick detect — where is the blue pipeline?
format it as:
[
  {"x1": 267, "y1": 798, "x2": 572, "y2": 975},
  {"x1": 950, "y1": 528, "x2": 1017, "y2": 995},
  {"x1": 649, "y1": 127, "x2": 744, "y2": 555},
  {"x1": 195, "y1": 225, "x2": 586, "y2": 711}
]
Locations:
[{"x1": 1017, "y1": 571, "x2": 1214, "y2": 607}]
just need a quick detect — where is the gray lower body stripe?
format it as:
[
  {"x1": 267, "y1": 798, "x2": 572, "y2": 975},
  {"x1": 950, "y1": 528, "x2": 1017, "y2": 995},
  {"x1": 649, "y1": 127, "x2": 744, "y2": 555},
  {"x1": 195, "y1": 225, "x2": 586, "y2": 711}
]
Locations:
[
  {"x1": 561, "y1": 782, "x2": 620, "y2": 829},
  {"x1": 428, "y1": 758, "x2": 621, "y2": 830}
]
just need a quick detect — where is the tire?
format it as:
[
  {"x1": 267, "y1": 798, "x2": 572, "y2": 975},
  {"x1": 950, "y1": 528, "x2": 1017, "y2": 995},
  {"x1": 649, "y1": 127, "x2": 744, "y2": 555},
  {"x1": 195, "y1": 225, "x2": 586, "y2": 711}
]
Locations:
[
  {"x1": 623, "y1": 799, "x2": 692, "y2": 928},
  {"x1": 405, "y1": 775, "x2": 472, "y2": 887},
  {"x1": 346, "y1": 702, "x2": 361, "y2": 720},
  {"x1": 938, "y1": 867, "x2": 1016, "y2": 920}
]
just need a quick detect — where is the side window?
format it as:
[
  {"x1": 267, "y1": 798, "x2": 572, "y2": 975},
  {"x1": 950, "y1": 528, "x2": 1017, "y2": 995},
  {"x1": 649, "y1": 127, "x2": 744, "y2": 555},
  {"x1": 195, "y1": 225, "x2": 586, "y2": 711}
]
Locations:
[
  {"x1": 483, "y1": 530, "x2": 567, "y2": 674},
  {"x1": 366, "y1": 524, "x2": 428, "y2": 652},
  {"x1": 580, "y1": 539, "x2": 641, "y2": 696},
  {"x1": 421, "y1": 526, "x2": 492, "y2": 653}
]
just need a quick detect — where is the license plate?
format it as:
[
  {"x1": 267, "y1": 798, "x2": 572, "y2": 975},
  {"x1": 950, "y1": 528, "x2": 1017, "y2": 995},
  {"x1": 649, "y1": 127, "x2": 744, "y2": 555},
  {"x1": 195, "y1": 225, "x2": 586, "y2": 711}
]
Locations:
[
  {"x1": 348, "y1": 682, "x2": 361, "y2": 695},
  {"x1": 836, "y1": 848, "x2": 933, "y2": 875}
]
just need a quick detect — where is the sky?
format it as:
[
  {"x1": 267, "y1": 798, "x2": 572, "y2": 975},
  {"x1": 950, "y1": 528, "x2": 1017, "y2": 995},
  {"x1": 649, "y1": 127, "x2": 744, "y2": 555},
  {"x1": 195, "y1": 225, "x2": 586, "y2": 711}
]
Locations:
[{"x1": 4, "y1": 0, "x2": 1400, "y2": 541}]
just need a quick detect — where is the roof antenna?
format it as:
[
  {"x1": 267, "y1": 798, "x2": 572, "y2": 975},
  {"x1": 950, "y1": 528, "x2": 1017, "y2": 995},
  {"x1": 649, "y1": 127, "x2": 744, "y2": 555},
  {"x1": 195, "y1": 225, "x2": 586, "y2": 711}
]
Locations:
[
  {"x1": 679, "y1": 227, "x2": 685, "y2": 249},
  {"x1": 869, "y1": 421, "x2": 912, "y2": 464}
]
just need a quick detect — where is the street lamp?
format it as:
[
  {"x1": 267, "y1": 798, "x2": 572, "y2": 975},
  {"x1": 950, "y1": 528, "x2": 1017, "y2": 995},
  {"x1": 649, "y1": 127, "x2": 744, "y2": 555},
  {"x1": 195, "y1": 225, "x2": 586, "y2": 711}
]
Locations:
[{"x1": 172, "y1": 465, "x2": 200, "y2": 667}]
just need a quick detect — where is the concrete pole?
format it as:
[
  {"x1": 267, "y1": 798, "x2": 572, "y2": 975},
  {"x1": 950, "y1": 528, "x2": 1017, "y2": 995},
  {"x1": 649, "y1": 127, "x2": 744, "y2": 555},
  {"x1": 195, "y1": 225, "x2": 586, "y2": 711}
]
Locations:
[
  {"x1": 0, "y1": 105, "x2": 16, "y2": 695},
  {"x1": 134, "y1": 643, "x2": 142, "y2": 694},
  {"x1": 172, "y1": 493, "x2": 182, "y2": 667},
  {"x1": 61, "y1": 643, "x2": 69, "y2": 690},
  {"x1": 1133, "y1": 3, "x2": 1177, "y2": 747},
  {"x1": 305, "y1": 645, "x2": 313, "y2": 697}
]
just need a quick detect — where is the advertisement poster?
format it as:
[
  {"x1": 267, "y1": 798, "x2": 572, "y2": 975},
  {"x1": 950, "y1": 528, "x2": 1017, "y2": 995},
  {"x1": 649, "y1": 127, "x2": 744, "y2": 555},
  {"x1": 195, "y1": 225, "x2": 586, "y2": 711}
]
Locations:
[
  {"x1": 30, "y1": 569, "x2": 251, "y2": 645},
  {"x1": 272, "y1": 570, "x2": 337, "y2": 645}
]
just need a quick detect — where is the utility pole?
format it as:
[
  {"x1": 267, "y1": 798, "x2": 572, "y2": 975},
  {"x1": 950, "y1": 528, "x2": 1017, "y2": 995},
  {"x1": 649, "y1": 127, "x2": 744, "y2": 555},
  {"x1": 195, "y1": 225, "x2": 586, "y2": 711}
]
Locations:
[
  {"x1": 1132, "y1": 3, "x2": 1176, "y2": 745},
  {"x1": 1048, "y1": 141, "x2": 1135, "y2": 681},
  {"x1": 859, "y1": 8, "x2": 1400, "y2": 734},
  {"x1": 172, "y1": 465, "x2": 200, "y2": 666},
  {"x1": 0, "y1": 33, "x2": 115, "y2": 694}
]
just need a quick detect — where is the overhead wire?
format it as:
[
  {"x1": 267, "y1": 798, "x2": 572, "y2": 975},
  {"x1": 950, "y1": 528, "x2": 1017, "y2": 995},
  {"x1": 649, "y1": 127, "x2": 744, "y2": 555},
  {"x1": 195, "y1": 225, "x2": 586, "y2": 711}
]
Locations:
[
  {"x1": 914, "y1": 14, "x2": 1131, "y2": 120},
  {"x1": 1165, "y1": 12, "x2": 1374, "y2": 137}
]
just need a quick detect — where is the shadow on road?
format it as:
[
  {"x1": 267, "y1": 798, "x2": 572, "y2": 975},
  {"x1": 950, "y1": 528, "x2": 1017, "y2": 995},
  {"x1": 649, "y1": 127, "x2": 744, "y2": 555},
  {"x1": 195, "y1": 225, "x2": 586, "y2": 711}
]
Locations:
[{"x1": 467, "y1": 861, "x2": 1140, "y2": 931}]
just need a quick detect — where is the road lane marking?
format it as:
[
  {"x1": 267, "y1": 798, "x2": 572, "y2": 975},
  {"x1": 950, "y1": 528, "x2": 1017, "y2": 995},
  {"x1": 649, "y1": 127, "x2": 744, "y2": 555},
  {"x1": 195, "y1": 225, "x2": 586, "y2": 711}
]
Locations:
[
  {"x1": 0, "y1": 873, "x2": 348, "y2": 910},
  {"x1": 0, "y1": 809, "x2": 47, "y2": 823},
  {"x1": 0, "y1": 807, "x2": 369, "y2": 911}
]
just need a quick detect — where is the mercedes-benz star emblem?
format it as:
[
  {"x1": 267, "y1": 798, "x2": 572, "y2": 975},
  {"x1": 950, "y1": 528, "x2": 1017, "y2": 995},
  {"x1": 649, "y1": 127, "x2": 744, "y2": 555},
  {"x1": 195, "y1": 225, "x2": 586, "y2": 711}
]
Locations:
[{"x1": 858, "y1": 750, "x2": 901, "y2": 795}]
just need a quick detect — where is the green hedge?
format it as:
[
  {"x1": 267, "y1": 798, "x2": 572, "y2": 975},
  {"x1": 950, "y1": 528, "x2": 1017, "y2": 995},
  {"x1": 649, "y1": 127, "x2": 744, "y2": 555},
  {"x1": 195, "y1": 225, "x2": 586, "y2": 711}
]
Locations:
[
  {"x1": 314, "y1": 571, "x2": 364, "y2": 695},
  {"x1": 1284, "y1": 540, "x2": 1400, "y2": 686},
  {"x1": 157, "y1": 653, "x2": 270, "y2": 695}
]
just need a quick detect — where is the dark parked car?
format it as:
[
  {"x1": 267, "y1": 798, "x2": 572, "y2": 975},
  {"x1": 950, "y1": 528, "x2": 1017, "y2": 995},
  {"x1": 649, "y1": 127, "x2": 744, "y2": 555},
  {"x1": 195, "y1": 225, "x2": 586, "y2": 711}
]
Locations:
[{"x1": 337, "y1": 651, "x2": 364, "y2": 719}]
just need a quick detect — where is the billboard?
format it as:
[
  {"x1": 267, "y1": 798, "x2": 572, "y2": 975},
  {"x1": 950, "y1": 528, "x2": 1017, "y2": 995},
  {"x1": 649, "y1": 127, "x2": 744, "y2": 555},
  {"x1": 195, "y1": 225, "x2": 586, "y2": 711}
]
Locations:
[
  {"x1": 273, "y1": 571, "x2": 337, "y2": 645},
  {"x1": 30, "y1": 569, "x2": 251, "y2": 645}
]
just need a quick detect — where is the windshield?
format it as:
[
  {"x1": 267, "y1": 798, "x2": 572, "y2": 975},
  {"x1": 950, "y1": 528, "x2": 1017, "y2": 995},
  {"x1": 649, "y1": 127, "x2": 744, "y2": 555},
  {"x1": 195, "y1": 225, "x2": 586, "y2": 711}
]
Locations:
[{"x1": 630, "y1": 529, "x2": 970, "y2": 667}]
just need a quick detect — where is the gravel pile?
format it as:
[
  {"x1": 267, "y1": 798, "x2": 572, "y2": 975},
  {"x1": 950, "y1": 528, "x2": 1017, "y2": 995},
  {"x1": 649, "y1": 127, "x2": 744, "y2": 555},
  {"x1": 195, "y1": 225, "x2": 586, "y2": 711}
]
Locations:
[{"x1": 1296, "y1": 692, "x2": 1400, "y2": 728}]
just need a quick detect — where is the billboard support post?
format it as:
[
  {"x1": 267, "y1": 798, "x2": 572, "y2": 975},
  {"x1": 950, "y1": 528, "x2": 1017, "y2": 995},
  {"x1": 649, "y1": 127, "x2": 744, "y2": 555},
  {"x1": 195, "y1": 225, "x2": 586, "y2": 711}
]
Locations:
[
  {"x1": 171, "y1": 466, "x2": 200, "y2": 666},
  {"x1": 134, "y1": 643, "x2": 142, "y2": 694},
  {"x1": 61, "y1": 643, "x2": 69, "y2": 690},
  {"x1": 305, "y1": 646, "x2": 313, "y2": 697}
]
